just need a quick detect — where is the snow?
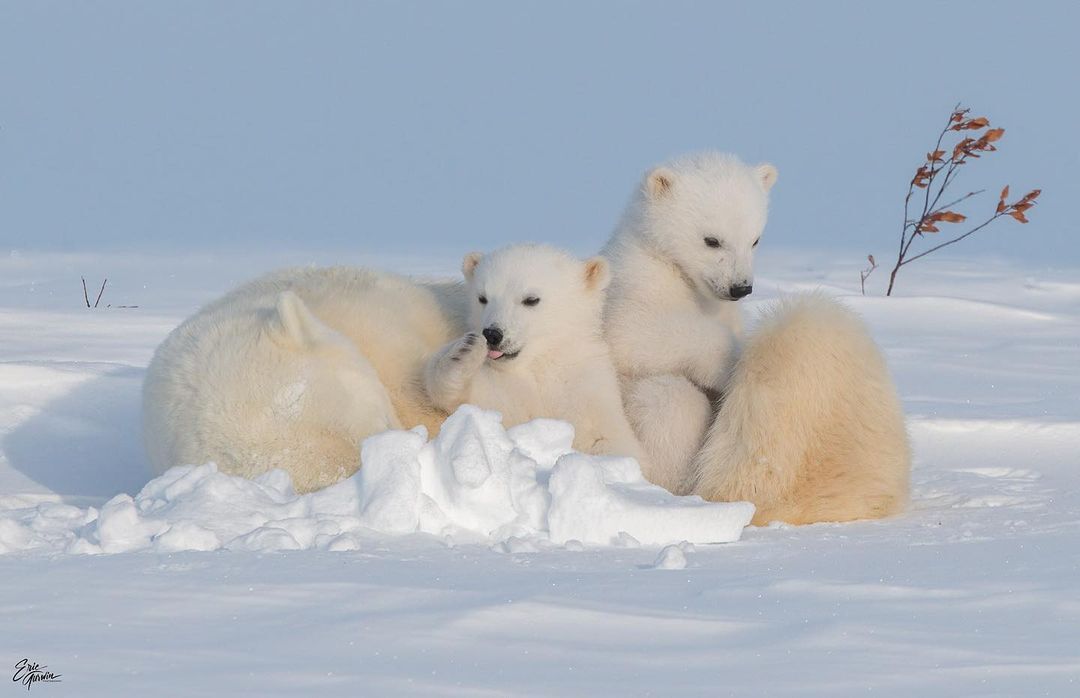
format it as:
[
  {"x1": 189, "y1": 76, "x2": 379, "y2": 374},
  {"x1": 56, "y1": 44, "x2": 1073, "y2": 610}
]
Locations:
[
  {"x1": 547, "y1": 453, "x2": 752, "y2": 546},
  {"x1": 651, "y1": 542, "x2": 693, "y2": 570},
  {"x1": 2, "y1": 249, "x2": 1079, "y2": 695},
  {"x1": 0, "y1": 404, "x2": 751, "y2": 555}
]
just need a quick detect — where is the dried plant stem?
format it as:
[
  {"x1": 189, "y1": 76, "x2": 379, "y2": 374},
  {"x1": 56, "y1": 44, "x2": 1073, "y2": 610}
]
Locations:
[
  {"x1": 860, "y1": 255, "x2": 877, "y2": 296},
  {"x1": 80, "y1": 276, "x2": 123, "y2": 308},
  {"x1": 899, "y1": 213, "x2": 1006, "y2": 267},
  {"x1": 94, "y1": 279, "x2": 108, "y2": 308},
  {"x1": 880, "y1": 104, "x2": 1040, "y2": 296}
]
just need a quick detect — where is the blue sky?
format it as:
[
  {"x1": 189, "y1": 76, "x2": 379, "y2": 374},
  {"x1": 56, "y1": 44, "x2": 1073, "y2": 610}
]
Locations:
[{"x1": 1, "y1": 2, "x2": 1076, "y2": 265}]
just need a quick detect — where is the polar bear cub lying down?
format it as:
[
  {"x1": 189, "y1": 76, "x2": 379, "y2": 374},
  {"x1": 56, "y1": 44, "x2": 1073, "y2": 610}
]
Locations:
[
  {"x1": 425, "y1": 245, "x2": 647, "y2": 464},
  {"x1": 143, "y1": 245, "x2": 646, "y2": 493}
]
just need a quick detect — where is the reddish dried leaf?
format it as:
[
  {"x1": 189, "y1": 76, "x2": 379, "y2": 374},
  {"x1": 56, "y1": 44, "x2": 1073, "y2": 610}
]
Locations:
[
  {"x1": 984, "y1": 128, "x2": 1005, "y2": 143},
  {"x1": 1000, "y1": 185, "x2": 1010, "y2": 201},
  {"x1": 912, "y1": 166, "x2": 931, "y2": 188},
  {"x1": 953, "y1": 138, "x2": 977, "y2": 158},
  {"x1": 919, "y1": 222, "x2": 940, "y2": 233},
  {"x1": 938, "y1": 211, "x2": 967, "y2": 223},
  {"x1": 1009, "y1": 210, "x2": 1029, "y2": 223}
]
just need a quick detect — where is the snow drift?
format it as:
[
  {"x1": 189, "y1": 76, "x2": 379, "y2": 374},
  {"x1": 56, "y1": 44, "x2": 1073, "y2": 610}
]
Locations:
[{"x1": 0, "y1": 405, "x2": 753, "y2": 555}]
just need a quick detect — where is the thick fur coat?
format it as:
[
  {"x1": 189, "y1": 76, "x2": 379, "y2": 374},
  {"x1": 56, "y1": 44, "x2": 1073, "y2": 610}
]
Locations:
[
  {"x1": 143, "y1": 246, "x2": 646, "y2": 492},
  {"x1": 603, "y1": 152, "x2": 910, "y2": 523}
]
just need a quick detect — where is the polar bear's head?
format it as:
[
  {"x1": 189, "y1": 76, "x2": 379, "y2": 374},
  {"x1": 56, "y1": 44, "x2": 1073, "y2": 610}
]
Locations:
[
  {"x1": 630, "y1": 152, "x2": 777, "y2": 301},
  {"x1": 461, "y1": 244, "x2": 610, "y2": 364}
]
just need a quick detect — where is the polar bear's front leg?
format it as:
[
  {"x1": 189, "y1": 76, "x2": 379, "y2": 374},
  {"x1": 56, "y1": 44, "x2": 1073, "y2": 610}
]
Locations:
[
  {"x1": 623, "y1": 374, "x2": 713, "y2": 495},
  {"x1": 575, "y1": 368, "x2": 653, "y2": 469},
  {"x1": 680, "y1": 322, "x2": 743, "y2": 395},
  {"x1": 423, "y1": 332, "x2": 487, "y2": 413},
  {"x1": 608, "y1": 306, "x2": 741, "y2": 394}
]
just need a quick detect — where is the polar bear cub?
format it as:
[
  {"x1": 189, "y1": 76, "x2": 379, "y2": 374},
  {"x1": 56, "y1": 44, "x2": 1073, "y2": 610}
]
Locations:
[
  {"x1": 425, "y1": 244, "x2": 648, "y2": 464},
  {"x1": 602, "y1": 151, "x2": 910, "y2": 523},
  {"x1": 603, "y1": 152, "x2": 778, "y2": 490}
]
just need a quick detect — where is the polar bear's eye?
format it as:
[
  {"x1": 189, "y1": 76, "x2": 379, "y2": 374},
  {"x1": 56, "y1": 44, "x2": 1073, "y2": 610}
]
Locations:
[
  {"x1": 704, "y1": 237, "x2": 722, "y2": 249},
  {"x1": 522, "y1": 297, "x2": 541, "y2": 307},
  {"x1": 478, "y1": 295, "x2": 488, "y2": 305}
]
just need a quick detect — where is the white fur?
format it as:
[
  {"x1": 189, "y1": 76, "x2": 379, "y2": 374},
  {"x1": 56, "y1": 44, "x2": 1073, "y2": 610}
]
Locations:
[
  {"x1": 143, "y1": 267, "x2": 468, "y2": 492},
  {"x1": 425, "y1": 245, "x2": 647, "y2": 463},
  {"x1": 685, "y1": 294, "x2": 911, "y2": 524},
  {"x1": 602, "y1": 152, "x2": 777, "y2": 488},
  {"x1": 144, "y1": 246, "x2": 646, "y2": 493},
  {"x1": 602, "y1": 151, "x2": 910, "y2": 523}
]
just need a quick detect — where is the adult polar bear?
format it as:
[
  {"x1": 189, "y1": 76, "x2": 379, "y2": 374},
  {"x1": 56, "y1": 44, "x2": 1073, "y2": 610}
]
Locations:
[
  {"x1": 142, "y1": 267, "x2": 462, "y2": 492},
  {"x1": 142, "y1": 246, "x2": 644, "y2": 492},
  {"x1": 603, "y1": 152, "x2": 911, "y2": 524}
]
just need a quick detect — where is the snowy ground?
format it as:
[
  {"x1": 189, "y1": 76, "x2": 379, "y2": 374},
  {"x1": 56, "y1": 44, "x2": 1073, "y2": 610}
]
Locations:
[{"x1": 1, "y1": 248, "x2": 1078, "y2": 696}]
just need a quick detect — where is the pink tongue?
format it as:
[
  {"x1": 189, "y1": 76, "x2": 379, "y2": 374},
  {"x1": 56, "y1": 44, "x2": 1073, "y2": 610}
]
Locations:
[{"x1": 487, "y1": 349, "x2": 504, "y2": 360}]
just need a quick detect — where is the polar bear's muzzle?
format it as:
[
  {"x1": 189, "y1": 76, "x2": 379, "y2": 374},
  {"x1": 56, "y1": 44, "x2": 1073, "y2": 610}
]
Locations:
[
  {"x1": 728, "y1": 283, "x2": 753, "y2": 299},
  {"x1": 706, "y1": 277, "x2": 754, "y2": 301},
  {"x1": 482, "y1": 326, "x2": 521, "y2": 361}
]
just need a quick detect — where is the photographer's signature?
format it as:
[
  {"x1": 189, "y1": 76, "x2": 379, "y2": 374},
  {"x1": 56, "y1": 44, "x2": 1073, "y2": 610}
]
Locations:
[{"x1": 11, "y1": 660, "x2": 61, "y2": 691}]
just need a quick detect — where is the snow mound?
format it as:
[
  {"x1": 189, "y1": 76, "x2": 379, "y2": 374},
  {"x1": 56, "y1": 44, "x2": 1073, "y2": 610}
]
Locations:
[
  {"x1": 651, "y1": 542, "x2": 695, "y2": 570},
  {"x1": 0, "y1": 406, "x2": 753, "y2": 555}
]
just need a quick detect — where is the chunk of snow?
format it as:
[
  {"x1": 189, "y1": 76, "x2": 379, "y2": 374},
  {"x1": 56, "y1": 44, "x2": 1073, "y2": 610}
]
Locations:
[
  {"x1": 355, "y1": 428, "x2": 425, "y2": 533},
  {"x1": 0, "y1": 405, "x2": 753, "y2": 555},
  {"x1": 548, "y1": 453, "x2": 755, "y2": 546},
  {"x1": 651, "y1": 544, "x2": 689, "y2": 570}
]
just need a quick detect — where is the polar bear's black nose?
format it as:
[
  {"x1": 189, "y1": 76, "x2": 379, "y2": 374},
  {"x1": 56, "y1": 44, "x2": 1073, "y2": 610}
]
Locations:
[
  {"x1": 482, "y1": 327, "x2": 504, "y2": 347},
  {"x1": 729, "y1": 283, "x2": 753, "y2": 299}
]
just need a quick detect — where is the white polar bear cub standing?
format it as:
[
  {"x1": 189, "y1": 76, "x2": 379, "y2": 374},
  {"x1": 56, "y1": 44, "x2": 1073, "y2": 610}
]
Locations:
[
  {"x1": 425, "y1": 244, "x2": 648, "y2": 464},
  {"x1": 603, "y1": 152, "x2": 776, "y2": 491}
]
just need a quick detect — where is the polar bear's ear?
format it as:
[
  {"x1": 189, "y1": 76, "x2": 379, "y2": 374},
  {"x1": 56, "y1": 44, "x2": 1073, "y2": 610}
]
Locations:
[
  {"x1": 461, "y1": 251, "x2": 483, "y2": 282},
  {"x1": 583, "y1": 256, "x2": 611, "y2": 292},
  {"x1": 645, "y1": 166, "x2": 676, "y2": 200},
  {"x1": 274, "y1": 291, "x2": 333, "y2": 348},
  {"x1": 755, "y1": 163, "x2": 778, "y2": 192}
]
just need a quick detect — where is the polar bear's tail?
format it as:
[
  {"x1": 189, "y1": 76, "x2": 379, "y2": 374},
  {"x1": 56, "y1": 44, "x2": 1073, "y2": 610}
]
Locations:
[{"x1": 686, "y1": 293, "x2": 910, "y2": 525}]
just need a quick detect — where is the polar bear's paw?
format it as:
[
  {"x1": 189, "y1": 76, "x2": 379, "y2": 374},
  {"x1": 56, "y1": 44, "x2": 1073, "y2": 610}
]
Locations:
[
  {"x1": 425, "y1": 332, "x2": 488, "y2": 413},
  {"x1": 449, "y1": 332, "x2": 485, "y2": 363}
]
